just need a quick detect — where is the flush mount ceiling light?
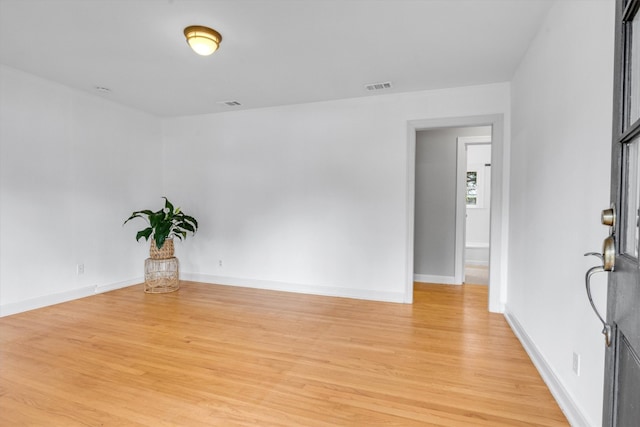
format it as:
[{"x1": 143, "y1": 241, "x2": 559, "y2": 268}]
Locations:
[{"x1": 184, "y1": 25, "x2": 222, "y2": 56}]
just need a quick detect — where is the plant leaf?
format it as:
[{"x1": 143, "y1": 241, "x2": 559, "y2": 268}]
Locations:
[
  {"x1": 155, "y1": 231, "x2": 170, "y2": 249},
  {"x1": 123, "y1": 210, "x2": 155, "y2": 225},
  {"x1": 136, "y1": 228, "x2": 153, "y2": 242},
  {"x1": 149, "y1": 211, "x2": 165, "y2": 228},
  {"x1": 178, "y1": 221, "x2": 195, "y2": 233},
  {"x1": 163, "y1": 197, "x2": 174, "y2": 214},
  {"x1": 184, "y1": 215, "x2": 198, "y2": 230}
]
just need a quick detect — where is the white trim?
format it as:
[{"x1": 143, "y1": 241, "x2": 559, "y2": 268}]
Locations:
[
  {"x1": 455, "y1": 138, "x2": 467, "y2": 285},
  {"x1": 504, "y1": 310, "x2": 590, "y2": 427},
  {"x1": 0, "y1": 277, "x2": 141, "y2": 317},
  {"x1": 182, "y1": 273, "x2": 406, "y2": 303},
  {"x1": 407, "y1": 115, "x2": 505, "y2": 313},
  {"x1": 465, "y1": 243, "x2": 490, "y2": 267},
  {"x1": 413, "y1": 274, "x2": 460, "y2": 285},
  {"x1": 95, "y1": 277, "x2": 142, "y2": 293},
  {"x1": 466, "y1": 242, "x2": 490, "y2": 249},
  {"x1": 405, "y1": 125, "x2": 417, "y2": 303},
  {"x1": 458, "y1": 136, "x2": 492, "y2": 144}
]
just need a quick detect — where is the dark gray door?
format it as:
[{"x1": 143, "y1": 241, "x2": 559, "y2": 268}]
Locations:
[{"x1": 599, "y1": 1, "x2": 640, "y2": 425}]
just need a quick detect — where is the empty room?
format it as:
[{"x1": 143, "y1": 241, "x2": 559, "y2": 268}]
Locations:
[{"x1": 0, "y1": 1, "x2": 628, "y2": 426}]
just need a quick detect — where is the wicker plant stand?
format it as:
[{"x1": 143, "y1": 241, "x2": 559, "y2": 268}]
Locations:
[
  {"x1": 144, "y1": 257, "x2": 179, "y2": 293},
  {"x1": 144, "y1": 239, "x2": 179, "y2": 293}
]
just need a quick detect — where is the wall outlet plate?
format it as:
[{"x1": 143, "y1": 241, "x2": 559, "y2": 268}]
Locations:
[{"x1": 572, "y1": 352, "x2": 581, "y2": 376}]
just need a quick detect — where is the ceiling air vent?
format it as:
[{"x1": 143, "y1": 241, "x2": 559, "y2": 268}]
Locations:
[
  {"x1": 93, "y1": 86, "x2": 111, "y2": 94},
  {"x1": 217, "y1": 100, "x2": 241, "y2": 107},
  {"x1": 364, "y1": 81, "x2": 392, "y2": 92}
]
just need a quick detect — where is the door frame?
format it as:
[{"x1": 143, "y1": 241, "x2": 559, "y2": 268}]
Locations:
[
  {"x1": 455, "y1": 136, "x2": 492, "y2": 285},
  {"x1": 405, "y1": 114, "x2": 505, "y2": 312}
]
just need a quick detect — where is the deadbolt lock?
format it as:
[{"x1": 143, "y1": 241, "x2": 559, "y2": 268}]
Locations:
[{"x1": 601, "y1": 206, "x2": 616, "y2": 228}]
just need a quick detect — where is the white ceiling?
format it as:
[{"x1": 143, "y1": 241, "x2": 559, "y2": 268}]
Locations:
[{"x1": 0, "y1": 0, "x2": 554, "y2": 117}]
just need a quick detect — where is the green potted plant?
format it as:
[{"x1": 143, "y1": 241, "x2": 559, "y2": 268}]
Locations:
[{"x1": 124, "y1": 196, "x2": 198, "y2": 259}]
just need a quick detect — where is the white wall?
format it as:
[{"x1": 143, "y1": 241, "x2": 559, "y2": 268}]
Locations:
[
  {"x1": 508, "y1": 1, "x2": 614, "y2": 425},
  {"x1": 466, "y1": 144, "x2": 492, "y2": 265},
  {"x1": 162, "y1": 84, "x2": 510, "y2": 303},
  {"x1": 0, "y1": 65, "x2": 162, "y2": 315},
  {"x1": 414, "y1": 126, "x2": 491, "y2": 280}
]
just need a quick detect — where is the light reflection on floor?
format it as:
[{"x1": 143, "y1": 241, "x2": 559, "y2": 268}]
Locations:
[{"x1": 464, "y1": 264, "x2": 488, "y2": 285}]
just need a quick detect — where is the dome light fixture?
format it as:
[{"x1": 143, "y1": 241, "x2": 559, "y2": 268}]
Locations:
[{"x1": 184, "y1": 25, "x2": 222, "y2": 56}]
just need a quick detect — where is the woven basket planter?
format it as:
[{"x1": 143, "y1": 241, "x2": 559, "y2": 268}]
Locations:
[{"x1": 150, "y1": 238, "x2": 174, "y2": 260}]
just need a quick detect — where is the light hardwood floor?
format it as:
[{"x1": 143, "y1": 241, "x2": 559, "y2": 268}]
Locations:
[
  {"x1": 464, "y1": 265, "x2": 489, "y2": 285},
  {"x1": 0, "y1": 282, "x2": 568, "y2": 426}
]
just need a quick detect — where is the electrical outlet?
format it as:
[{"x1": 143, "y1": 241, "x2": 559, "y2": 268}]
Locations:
[
  {"x1": 572, "y1": 352, "x2": 581, "y2": 376},
  {"x1": 218, "y1": 260, "x2": 223, "y2": 267},
  {"x1": 77, "y1": 263, "x2": 85, "y2": 275}
]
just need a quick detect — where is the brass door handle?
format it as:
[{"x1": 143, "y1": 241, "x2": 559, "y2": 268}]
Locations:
[
  {"x1": 584, "y1": 264, "x2": 612, "y2": 347},
  {"x1": 584, "y1": 251, "x2": 603, "y2": 262}
]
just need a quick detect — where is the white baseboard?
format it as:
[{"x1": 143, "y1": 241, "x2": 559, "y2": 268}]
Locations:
[
  {"x1": 413, "y1": 274, "x2": 461, "y2": 285},
  {"x1": 504, "y1": 309, "x2": 589, "y2": 427},
  {"x1": 0, "y1": 277, "x2": 141, "y2": 317},
  {"x1": 95, "y1": 277, "x2": 142, "y2": 293},
  {"x1": 465, "y1": 244, "x2": 489, "y2": 266},
  {"x1": 181, "y1": 273, "x2": 406, "y2": 303},
  {"x1": 466, "y1": 242, "x2": 490, "y2": 249},
  {"x1": 0, "y1": 273, "x2": 408, "y2": 317}
]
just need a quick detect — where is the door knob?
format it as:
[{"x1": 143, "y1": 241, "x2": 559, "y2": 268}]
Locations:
[
  {"x1": 602, "y1": 236, "x2": 615, "y2": 271},
  {"x1": 586, "y1": 237, "x2": 615, "y2": 271}
]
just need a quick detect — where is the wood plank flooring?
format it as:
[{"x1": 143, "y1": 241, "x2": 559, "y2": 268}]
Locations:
[{"x1": 0, "y1": 282, "x2": 568, "y2": 426}]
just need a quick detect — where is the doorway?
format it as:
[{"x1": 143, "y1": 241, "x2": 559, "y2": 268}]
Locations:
[
  {"x1": 406, "y1": 115, "x2": 505, "y2": 313},
  {"x1": 457, "y1": 137, "x2": 492, "y2": 286},
  {"x1": 413, "y1": 126, "x2": 491, "y2": 286}
]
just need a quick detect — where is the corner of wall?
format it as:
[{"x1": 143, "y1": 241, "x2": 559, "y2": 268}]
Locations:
[{"x1": 504, "y1": 309, "x2": 591, "y2": 426}]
